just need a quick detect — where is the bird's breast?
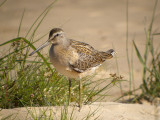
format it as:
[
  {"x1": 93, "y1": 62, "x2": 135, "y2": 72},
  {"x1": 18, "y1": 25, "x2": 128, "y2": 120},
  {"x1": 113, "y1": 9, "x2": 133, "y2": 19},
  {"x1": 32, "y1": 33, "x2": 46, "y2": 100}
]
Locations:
[{"x1": 49, "y1": 44, "x2": 79, "y2": 78}]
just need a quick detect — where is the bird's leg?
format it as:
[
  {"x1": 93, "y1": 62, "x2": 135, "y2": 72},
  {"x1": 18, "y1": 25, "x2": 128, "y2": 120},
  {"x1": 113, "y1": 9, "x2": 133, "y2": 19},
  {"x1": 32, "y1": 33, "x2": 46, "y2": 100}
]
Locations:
[
  {"x1": 79, "y1": 78, "x2": 82, "y2": 110},
  {"x1": 68, "y1": 78, "x2": 72, "y2": 105}
]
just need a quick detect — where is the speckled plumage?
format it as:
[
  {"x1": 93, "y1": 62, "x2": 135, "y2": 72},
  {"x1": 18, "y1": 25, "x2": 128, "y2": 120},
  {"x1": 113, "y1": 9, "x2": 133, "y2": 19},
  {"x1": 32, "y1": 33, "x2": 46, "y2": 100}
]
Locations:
[
  {"x1": 69, "y1": 39, "x2": 114, "y2": 73},
  {"x1": 48, "y1": 28, "x2": 115, "y2": 78},
  {"x1": 29, "y1": 28, "x2": 115, "y2": 78}
]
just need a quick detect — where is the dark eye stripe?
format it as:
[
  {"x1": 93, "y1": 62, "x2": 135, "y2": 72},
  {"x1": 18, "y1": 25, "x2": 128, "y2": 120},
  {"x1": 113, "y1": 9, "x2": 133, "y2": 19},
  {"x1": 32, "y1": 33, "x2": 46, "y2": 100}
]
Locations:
[{"x1": 52, "y1": 33, "x2": 60, "y2": 39}]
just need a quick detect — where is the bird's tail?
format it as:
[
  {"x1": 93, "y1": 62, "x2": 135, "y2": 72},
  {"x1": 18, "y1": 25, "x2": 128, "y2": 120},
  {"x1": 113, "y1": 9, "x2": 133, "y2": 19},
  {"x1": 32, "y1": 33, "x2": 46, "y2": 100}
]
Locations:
[{"x1": 100, "y1": 49, "x2": 115, "y2": 59}]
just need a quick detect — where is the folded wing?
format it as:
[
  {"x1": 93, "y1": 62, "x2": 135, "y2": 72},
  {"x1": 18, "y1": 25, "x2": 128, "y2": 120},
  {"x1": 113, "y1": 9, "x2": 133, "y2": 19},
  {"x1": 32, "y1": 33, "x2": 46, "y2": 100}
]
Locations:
[{"x1": 69, "y1": 39, "x2": 114, "y2": 73}]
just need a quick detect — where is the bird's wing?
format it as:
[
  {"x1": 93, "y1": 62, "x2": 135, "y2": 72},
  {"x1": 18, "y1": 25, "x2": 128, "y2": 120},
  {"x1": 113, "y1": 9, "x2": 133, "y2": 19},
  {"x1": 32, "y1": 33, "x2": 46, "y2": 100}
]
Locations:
[{"x1": 68, "y1": 39, "x2": 107, "y2": 73}]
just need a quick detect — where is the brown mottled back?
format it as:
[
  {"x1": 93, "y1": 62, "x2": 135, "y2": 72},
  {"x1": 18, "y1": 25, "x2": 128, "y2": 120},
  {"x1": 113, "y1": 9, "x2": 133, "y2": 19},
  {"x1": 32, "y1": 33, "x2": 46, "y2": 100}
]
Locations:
[{"x1": 69, "y1": 39, "x2": 114, "y2": 73}]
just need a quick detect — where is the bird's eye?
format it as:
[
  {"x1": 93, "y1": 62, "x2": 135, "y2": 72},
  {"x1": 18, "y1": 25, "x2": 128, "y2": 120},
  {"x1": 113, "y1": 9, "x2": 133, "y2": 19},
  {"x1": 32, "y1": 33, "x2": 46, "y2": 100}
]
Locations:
[{"x1": 55, "y1": 33, "x2": 60, "y2": 37}]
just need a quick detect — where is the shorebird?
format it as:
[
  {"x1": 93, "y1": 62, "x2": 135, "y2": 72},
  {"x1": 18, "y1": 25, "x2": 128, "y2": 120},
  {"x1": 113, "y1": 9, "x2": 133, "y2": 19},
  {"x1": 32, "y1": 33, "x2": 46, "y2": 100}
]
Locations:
[{"x1": 29, "y1": 28, "x2": 115, "y2": 109}]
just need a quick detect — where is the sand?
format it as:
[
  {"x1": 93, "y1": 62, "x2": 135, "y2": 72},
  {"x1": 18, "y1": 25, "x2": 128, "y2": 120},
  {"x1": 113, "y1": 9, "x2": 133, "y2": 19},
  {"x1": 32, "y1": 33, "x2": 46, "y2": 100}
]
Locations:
[{"x1": 0, "y1": 102, "x2": 159, "y2": 120}]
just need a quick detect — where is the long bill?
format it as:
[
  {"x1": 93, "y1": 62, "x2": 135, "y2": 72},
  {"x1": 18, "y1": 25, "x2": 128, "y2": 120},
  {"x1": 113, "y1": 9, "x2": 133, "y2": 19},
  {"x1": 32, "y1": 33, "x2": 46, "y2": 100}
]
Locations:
[{"x1": 29, "y1": 41, "x2": 50, "y2": 56}]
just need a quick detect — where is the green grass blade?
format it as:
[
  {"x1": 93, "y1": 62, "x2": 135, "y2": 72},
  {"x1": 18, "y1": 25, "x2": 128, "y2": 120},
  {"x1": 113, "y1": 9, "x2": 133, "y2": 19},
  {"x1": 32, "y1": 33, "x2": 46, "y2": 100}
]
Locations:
[
  {"x1": 29, "y1": 8, "x2": 50, "y2": 41},
  {"x1": 126, "y1": 0, "x2": 132, "y2": 93},
  {"x1": 0, "y1": 0, "x2": 8, "y2": 7},
  {"x1": 15, "y1": 60, "x2": 51, "y2": 64},
  {"x1": 143, "y1": 29, "x2": 149, "y2": 84},
  {"x1": 148, "y1": 0, "x2": 158, "y2": 35},
  {"x1": 0, "y1": 37, "x2": 21, "y2": 47},
  {"x1": 17, "y1": 9, "x2": 25, "y2": 37},
  {"x1": 132, "y1": 40, "x2": 144, "y2": 65},
  {"x1": 131, "y1": 42, "x2": 135, "y2": 92},
  {"x1": 21, "y1": 37, "x2": 53, "y2": 73},
  {"x1": 133, "y1": 41, "x2": 151, "y2": 71},
  {"x1": 148, "y1": 0, "x2": 158, "y2": 56},
  {"x1": 25, "y1": 0, "x2": 58, "y2": 38},
  {"x1": 112, "y1": 44, "x2": 123, "y2": 96},
  {"x1": 0, "y1": 32, "x2": 48, "y2": 60},
  {"x1": 153, "y1": 33, "x2": 160, "y2": 35},
  {"x1": 24, "y1": 1, "x2": 57, "y2": 67},
  {"x1": 0, "y1": 37, "x2": 53, "y2": 73}
]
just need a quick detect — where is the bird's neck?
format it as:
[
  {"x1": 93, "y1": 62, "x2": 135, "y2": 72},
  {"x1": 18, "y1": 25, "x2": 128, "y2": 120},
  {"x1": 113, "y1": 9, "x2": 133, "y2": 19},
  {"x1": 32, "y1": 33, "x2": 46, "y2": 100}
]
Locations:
[
  {"x1": 56, "y1": 37, "x2": 70, "y2": 49},
  {"x1": 61, "y1": 38, "x2": 70, "y2": 48}
]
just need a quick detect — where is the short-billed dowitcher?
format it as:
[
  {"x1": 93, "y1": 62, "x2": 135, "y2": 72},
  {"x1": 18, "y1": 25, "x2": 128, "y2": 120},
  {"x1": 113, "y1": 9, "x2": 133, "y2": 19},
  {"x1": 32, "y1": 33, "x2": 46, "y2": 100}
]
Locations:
[{"x1": 29, "y1": 28, "x2": 115, "y2": 109}]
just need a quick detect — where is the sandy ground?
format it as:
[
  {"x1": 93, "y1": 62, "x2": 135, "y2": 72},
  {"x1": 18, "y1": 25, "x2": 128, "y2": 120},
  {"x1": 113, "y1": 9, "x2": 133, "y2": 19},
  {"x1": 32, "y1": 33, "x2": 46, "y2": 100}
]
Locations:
[
  {"x1": 0, "y1": 102, "x2": 159, "y2": 120},
  {"x1": 0, "y1": 0, "x2": 160, "y2": 119}
]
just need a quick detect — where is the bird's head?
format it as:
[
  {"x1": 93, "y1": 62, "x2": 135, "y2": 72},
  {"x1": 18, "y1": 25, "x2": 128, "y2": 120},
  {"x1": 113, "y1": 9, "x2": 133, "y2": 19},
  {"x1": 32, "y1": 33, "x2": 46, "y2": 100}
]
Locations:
[
  {"x1": 29, "y1": 28, "x2": 66, "y2": 56},
  {"x1": 48, "y1": 28, "x2": 65, "y2": 45}
]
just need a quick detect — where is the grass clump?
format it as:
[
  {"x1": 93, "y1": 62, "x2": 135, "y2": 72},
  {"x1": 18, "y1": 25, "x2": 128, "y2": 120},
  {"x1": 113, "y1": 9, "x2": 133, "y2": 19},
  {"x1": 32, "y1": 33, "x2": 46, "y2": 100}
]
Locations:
[
  {"x1": 115, "y1": 0, "x2": 160, "y2": 104},
  {"x1": 125, "y1": 0, "x2": 160, "y2": 103},
  {"x1": 133, "y1": 0, "x2": 160, "y2": 102}
]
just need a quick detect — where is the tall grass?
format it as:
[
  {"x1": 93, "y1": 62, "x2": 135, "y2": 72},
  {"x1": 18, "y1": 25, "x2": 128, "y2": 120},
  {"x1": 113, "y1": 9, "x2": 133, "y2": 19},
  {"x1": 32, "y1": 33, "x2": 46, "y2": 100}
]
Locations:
[
  {"x1": 0, "y1": 39, "x2": 116, "y2": 109},
  {"x1": 115, "y1": 0, "x2": 159, "y2": 103},
  {"x1": 133, "y1": 0, "x2": 160, "y2": 102},
  {"x1": 126, "y1": 0, "x2": 132, "y2": 94}
]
